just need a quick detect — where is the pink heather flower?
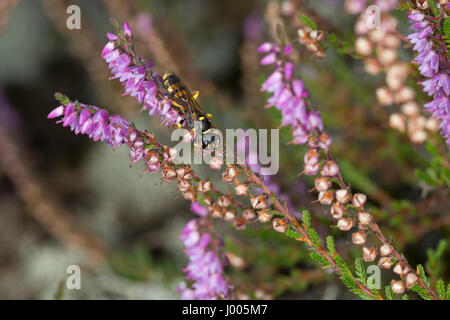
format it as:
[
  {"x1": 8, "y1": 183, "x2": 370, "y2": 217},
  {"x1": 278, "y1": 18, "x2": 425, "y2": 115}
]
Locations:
[
  {"x1": 407, "y1": 12, "x2": 450, "y2": 145},
  {"x1": 178, "y1": 219, "x2": 230, "y2": 300},
  {"x1": 260, "y1": 43, "x2": 323, "y2": 145},
  {"x1": 101, "y1": 22, "x2": 180, "y2": 126},
  {"x1": 190, "y1": 201, "x2": 209, "y2": 217}
]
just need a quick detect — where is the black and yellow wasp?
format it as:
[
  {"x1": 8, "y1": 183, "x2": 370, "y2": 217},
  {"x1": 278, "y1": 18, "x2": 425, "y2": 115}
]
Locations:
[{"x1": 162, "y1": 72, "x2": 219, "y2": 150}]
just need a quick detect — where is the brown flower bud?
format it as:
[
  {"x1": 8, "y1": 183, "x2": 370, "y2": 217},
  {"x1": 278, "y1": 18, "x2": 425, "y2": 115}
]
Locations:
[
  {"x1": 210, "y1": 204, "x2": 223, "y2": 218},
  {"x1": 393, "y1": 262, "x2": 411, "y2": 276},
  {"x1": 336, "y1": 189, "x2": 351, "y2": 204},
  {"x1": 426, "y1": 117, "x2": 439, "y2": 132},
  {"x1": 178, "y1": 179, "x2": 191, "y2": 192},
  {"x1": 321, "y1": 161, "x2": 340, "y2": 177},
  {"x1": 355, "y1": 37, "x2": 373, "y2": 56},
  {"x1": 315, "y1": 177, "x2": 330, "y2": 192},
  {"x1": 258, "y1": 209, "x2": 272, "y2": 223},
  {"x1": 391, "y1": 280, "x2": 406, "y2": 295},
  {"x1": 379, "y1": 243, "x2": 393, "y2": 256},
  {"x1": 410, "y1": 130, "x2": 427, "y2": 144},
  {"x1": 318, "y1": 191, "x2": 334, "y2": 205},
  {"x1": 217, "y1": 195, "x2": 231, "y2": 208},
  {"x1": 352, "y1": 193, "x2": 367, "y2": 208},
  {"x1": 225, "y1": 165, "x2": 238, "y2": 179},
  {"x1": 352, "y1": 231, "x2": 367, "y2": 245},
  {"x1": 176, "y1": 166, "x2": 192, "y2": 180},
  {"x1": 224, "y1": 209, "x2": 236, "y2": 222},
  {"x1": 234, "y1": 183, "x2": 248, "y2": 196},
  {"x1": 401, "y1": 101, "x2": 420, "y2": 116},
  {"x1": 394, "y1": 86, "x2": 415, "y2": 104},
  {"x1": 405, "y1": 272, "x2": 418, "y2": 288},
  {"x1": 358, "y1": 211, "x2": 373, "y2": 225},
  {"x1": 145, "y1": 150, "x2": 160, "y2": 165},
  {"x1": 362, "y1": 246, "x2": 377, "y2": 262},
  {"x1": 337, "y1": 217, "x2": 354, "y2": 231},
  {"x1": 272, "y1": 218, "x2": 288, "y2": 233},
  {"x1": 376, "y1": 87, "x2": 394, "y2": 106},
  {"x1": 197, "y1": 180, "x2": 211, "y2": 193},
  {"x1": 250, "y1": 195, "x2": 267, "y2": 210},
  {"x1": 183, "y1": 187, "x2": 195, "y2": 201},
  {"x1": 378, "y1": 256, "x2": 394, "y2": 269},
  {"x1": 232, "y1": 217, "x2": 246, "y2": 230},
  {"x1": 168, "y1": 147, "x2": 177, "y2": 161},
  {"x1": 304, "y1": 162, "x2": 320, "y2": 176},
  {"x1": 331, "y1": 202, "x2": 346, "y2": 219},
  {"x1": 364, "y1": 58, "x2": 382, "y2": 75},
  {"x1": 225, "y1": 251, "x2": 246, "y2": 269},
  {"x1": 389, "y1": 113, "x2": 406, "y2": 132},
  {"x1": 318, "y1": 133, "x2": 332, "y2": 150},
  {"x1": 242, "y1": 209, "x2": 256, "y2": 221},
  {"x1": 203, "y1": 195, "x2": 212, "y2": 206},
  {"x1": 378, "y1": 47, "x2": 397, "y2": 66},
  {"x1": 304, "y1": 149, "x2": 319, "y2": 165},
  {"x1": 209, "y1": 157, "x2": 223, "y2": 170},
  {"x1": 161, "y1": 165, "x2": 177, "y2": 182}
]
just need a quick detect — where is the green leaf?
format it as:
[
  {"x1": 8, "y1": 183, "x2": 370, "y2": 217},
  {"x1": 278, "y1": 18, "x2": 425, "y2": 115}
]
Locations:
[
  {"x1": 355, "y1": 258, "x2": 366, "y2": 284},
  {"x1": 309, "y1": 252, "x2": 330, "y2": 267},
  {"x1": 326, "y1": 236, "x2": 335, "y2": 256},
  {"x1": 428, "y1": 0, "x2": 439, "y2": 17},
  {"x1": 385, "y1": 285, "x2": 393, "y2": 300},
  {"x1": 447, "y1": 284, "x2": 450, "y2": 300},
  {"x1": 436, "y1": 279, "x2": 445, "y2": 299},
  {"x1": 417, "y1": 264, "x2": 430, "y2": 287},
  {"x1": 335, "y1": 253, "x2": 351, "y2": 276},
  {"x1": 285, "y1": 226, "x2": 303, "y2": 240},
  {"x1": 402, "y1": 294, "x2": 409, "y2": 300},
  {"x1": 443, "y1": 18, "x2": 450, "y2": 51},
  {"x1": 411, "y1": 284, "x2": 432, "y2": 300},
  {"x1": 308, "y1": 228, "x2": 321, "y2": 247},
  {"x1": 299, "y1": 14, "x2": 317, "y2": 30},
  {"x1": 302, "y1": 210, "x2": 311, "y2": 229}
]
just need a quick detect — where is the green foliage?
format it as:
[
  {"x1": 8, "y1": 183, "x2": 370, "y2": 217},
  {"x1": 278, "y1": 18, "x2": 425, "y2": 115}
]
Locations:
[
  {"x1": 411, "y1": 284, "x2": 433, "y2": 300},
  {"x1": 436, "y1": 279, "x2": 446, "y2": 299},
  {"x1": 302, "y1": 209, "x2": 311, "y2": 229},
  {"x1": 428, "y1": 0, "x2": 439, "y2": 17},
  {"x1": 443, "y1": 18, "x2": 450, "y2": 52},
  {"x1": 285, "y1": 226, "x2": 303, "y2": 240},
  {"x1": 416, "y1": 143, "x2": 450, "y2": 187},
  {"x1": 309, "y1": 252, "x2": 330, "y2": 267},
  {"x1": 426, "y1": 239, "x2": 447, "y2": 281},
  {"x1": 299, "y1": 14, "x2": 317, "y2": 30},
  {"x1": 355, "y1": 258, "x2": 366, "y2": 285},
  {"x1": 385, "y1": 285, "x2": 393, "y2": 300},
  {"x1": 417, "y1": 264, "x2": 430, "y2": 287},
  {"x1": 326, "y1": 236, "x2": 335, "y2": 256},
  {"x1": 447, "y1": 283, "x2": 450, "y2": 299},
  {"x1": 308, "y1": 228, "x2": 322, "y2": 247}
]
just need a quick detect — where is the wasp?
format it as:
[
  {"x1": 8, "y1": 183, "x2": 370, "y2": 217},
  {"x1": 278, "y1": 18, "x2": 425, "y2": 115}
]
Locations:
[{"x1": 162, "y1": 72, "x2": 220, "y2": 151}]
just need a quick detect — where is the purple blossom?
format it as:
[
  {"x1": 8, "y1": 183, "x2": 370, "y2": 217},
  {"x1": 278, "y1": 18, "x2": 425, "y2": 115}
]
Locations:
[
  {"x1": 178, "y1": 218, "x2": 230, "y2": 300},
  {"x1": 259, "y1": 42, "x2": 323, "y2": 145},
  {"x1": 101, "y1": 22, "x2": 181, "y2": 126},
  {"x1": 407, "y1": 12, "x2": 450, "y2": 145}
]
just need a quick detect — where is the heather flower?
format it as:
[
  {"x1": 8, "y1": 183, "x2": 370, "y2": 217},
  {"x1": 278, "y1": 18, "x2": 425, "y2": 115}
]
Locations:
[
  {"x1": 178, "y1": 218, "x2": 230, "y2": 300},
  {"x1": 101, "y1": 22, "x2": 180, "y2": 126},
  {"x1": 259, "y1": 42, "x2": 323, "y2": 145}
]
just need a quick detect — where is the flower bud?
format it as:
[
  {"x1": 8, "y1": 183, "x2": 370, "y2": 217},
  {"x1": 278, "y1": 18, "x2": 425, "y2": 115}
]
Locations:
[
  {"x1": 318, "y1": 133, "x2": 332, "y2": 151},
  {"x1": 258, "y1": 209, "x2": 272, "y2": 223},
  {"x1": 393, "y1": 262, "x2": 411, "y2": 276},
  {"x1": 352, "y1": 193, "x2": 367, "y2": 208},
  {"x1": 378, "y1": 256, "x2": 394, "y2": 269},
  {"x1": 234, "y1": 183, "x2": 248, "y2": 196},
  {"x1": 145, "y1": 150, "x2": 160, "y2": 165},
  {"x1": 161, "y1": 166, "x2": 177, "y2": 182},
  {"x1": 217, "y1": 195, "x2": 231, "y2": 208},
  {"x1": 409, "y1": 130, "x2": 427, "y2": 144},
  {"x1": 318, "y1": 191, "x2": 334, "y2": 205},
  {"x1": 203, "y1": 195, "x2": 212, "y2": 206},
  {"x1": 378, "y1": 47, "x2": 397, "y2": 66},
  {"x1": 426, "y1": 117, "x2": 439, "y2": 132},
  {"x1": 405, "y1": 272, "x2": 418, "y2": 288},
  {"x1": 168, "y1": 147, "x2": 177, "y2": 161},
  {"x1": 362, "y1": 246, "x2": 377, "y2": 262},
  {"x1": 176, "y1": 166, "x2": 192, "y2": 180},
  {"x1": 336, "y1": 189, "x2": 351, "y2": 204},
  {"x1": 272, "y1": 218, "x2": 288, "y2": 233},
  {"x1": 242, "y1": 209, "x2": 256, "y2": 221},
  {"x1": 304, "y1": 149, "x2": 319, "y2": 165},
  {"x1": 183, "y1": 130, "x2": 194, "y2": 142},
  {"x1": 401, "y1": 101, "x2": 419, "y2": 116},
  {"x1": 352, "y1": 231, "x2": 367, "y2": 245},
  {"x1": 321, "y1": 161, "x2": 340, "y2": 177},
  {"x1": 379, "y1": 243, "x2": 393, "y2": 256},
  {"x1": 178, "y1": 179, "x2": 191, "y2": 192},
  {"x1": 389, "y1": 113, "x2": 406, "y2": 132},
  {"x1": 210, "y1": 204, "x2": 223, "y2": 218},
  {"x1": 209, "y1": 157, "x2": 223, "y2": 170},
  {"x1": 368, "y1": 29, "x2": 385, "y2": 43},
  {"x1": 383, "y1": 34, "x2": 400, "y2": 48},
  {"x1": 308, "y1": 136, "x2": 318, "y2": 148},
  {"x1": 331, "y1": 202, "x2": 346, "y2": 219},
  {"x1": 224, "y1": 209, "x2": 236, "y2": 222},
  {"x1": 226, "y1": 251, "x2": 246, "y2": 269},
  {"x1": 315, "y1": 177, "x2": 330, "y2": 192},
  {"x1": 337, "y1": 217, "x2": 354, "y2": 231},
  {"x1": 358, "y1": 211, "x2": 373, "y2": 225},
  {"x1": 250, "y1": 195, "x2": 267, "y2": 210},
  {"x1": 364, "y1": 58, "x2": 382, "y2": 75},
  {"x1": 232, "y1": 217, "x2": 246, "y2": 230},
  {"x1": 304, "y1": 162, "x2": 320, "y2": 176},
  {"x1": 226, "y1": 165, "x2": 238, "y2": 179},
  {"x1": 376, "y1": 87, "x2": 394, "y2": 106},
  {"x1": 183, "y1": 188, "x2": 196, "y2": 201},
  {"x1": 355, "y1": 37, "x2": 373, "y2": 56},
  {"x1": 197, "y1": 180, "x2": 211, "y2": 193},
  {"x1": 391, "y1": 280, "x2": 406, "y2": 295},
  {"x1": 394, "y1": 86, "x2": 415, "y2": 104}
]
